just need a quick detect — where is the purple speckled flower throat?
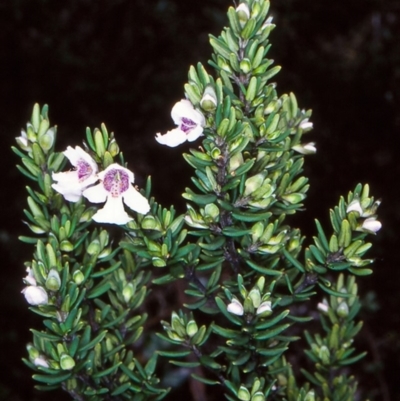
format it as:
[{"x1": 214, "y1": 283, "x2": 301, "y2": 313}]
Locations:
[
  {"x1": 77, "y1": 160, "x2": 94, "y2": 182},
  {"x1": 180, "y1": 117, "x2": 196, "y2": 134},
  {"x1": 103, "y1": 168, "x2": 130, "y2": 197}
]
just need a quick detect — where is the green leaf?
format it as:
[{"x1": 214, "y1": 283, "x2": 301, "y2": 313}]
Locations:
[
  {"x1": 33, "y1": 371, "x2": 72, "y2": 385},
  {"x1": 245, "y1": 259, "x2": 283, "y2": 276},
  {"x1": 111, "y1": 382, "x2": 132, "y2": 396},
  {"x1": 92, "y1": 362, "x2": 122, "y2": 379},
  {"x1": 87, "y1": 280, "x2": 112, "y2": 298},
  {"x1": 253, "y1": 323, "x2": 290, "y2": 340},
  {"x1": 339, "y1": 351, "x2": 367, "y2": 366},
  {"x1": 255, "y1": 309, "x2": 290, "y2": 330},
  {"x1": 212, "y1": 324, "x2": 240, "y2": 339},
  {"x1": 79, "y1": 330, "x2": 107, "y2": 353},
  {"x1": 222, "y1": 227, "x2": 250, "y2": 237},
  {"x1": 232, "y1": 210, "x2": 272, "y2": 222},
  {"x1": 157, "y1": 350, "x2": 191, "y2": 358},
  {"x1": 282, "y1": 248, "x2": 305, "y2": 273},
  {"x1": 169, "y1": 360, "x2": 201, "y2": 368},
  {"x1": 191, "y1": 373, "x2": 220, "y2": 385}
]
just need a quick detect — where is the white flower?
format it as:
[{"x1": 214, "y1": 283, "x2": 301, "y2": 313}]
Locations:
[
  {"x1": 261, "y1": 16, "x2": 274, "y2": 31},
  {"x1": 346, "y1": 199, "x2": 363, "y2": 215},
  {"x1": 227, "y1": 298, "x2": 244, "y2": 316},
  {"x1": 33, "y1": 356, "x2": 49, "y2": 368},
  {"x1": 155, "y1": 100, "x2": 205, "y2": 147},
  {"x1": 16, "y1": 130, "x2": 31, "y2": 151},
  {"x1": 317, "y1": 301, "x2": 329, "y2": 314},
  {"x1": 24, "y1": 267, "x2": 36, "y2": 286},
  {"x1": 360, "y1": 217, "x2": 382, "y2": 233},
  {"x1": 299, "y1": 118, "x2": 313, "y2": 131},
  {"x1": 83, "y1": 163, "x2": 150, "y2": 225},
  {"x1": 256, "y1": 300, "x2": 272, "y2": 316},
  {"x1": 22, "y1": 285, "x2": 48, "y2": 305},
  {"x1": 236, "y1": 3, "x2": 250, "y2": 21},
  {"x1": 52, "y1": 146, "x2": 98, "y2": 202},
  {"x1": 292, "y1": 142, "x2": 317, "y2": 154}
]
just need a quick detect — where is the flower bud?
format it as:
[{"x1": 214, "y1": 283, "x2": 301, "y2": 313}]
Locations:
[
  {"x1": 34, "y1": 355, "x2": 49, "y2": 368},
  {"x1": 73, "y1": 270, "x2": 85, "y2": 285},
  {"x1": 87, "y1": 239, "x2": 101, "y2": 255},
  {"x1": 60, "y1": 240, "x2": 74, "y2": 252},
  {"x1": 236, "y1": 4, "x2": 250, "y2": 26},
  {"x1": 251, "y1": 392, "x2": 265, "y2": 401},
  {"x1": 299, "y1": 118, "x2": 313, "y2": 131},
  {"x1": 200, "y1": 85, "x2": 217, "y2": 112},
  {"x1": 318, "y1": 345, "x2": 330, "y2": 365},
  {"x1": 361, "y1": 217, "x2": 382, "y2": 233},
  {"x1": 346, "y1": 199, "x2": 363, "y2": 215},
  {"x1": 244, "y1": 173, "x2": 265, "y2": 196},
  {"x1": 227, "y1": 298, "x2": 244, "y2": 316},
  {"x1": 60, "y1": 354, "x2": 75, "y2": 370},
  {"x1": 248, "y1": 288, "x2": 261, "y2": 308},
  {"x1": 256, "y1": 301, "x2": 272, "y2": 316},
  {"x1": 240, "y1": 58, "x2": 252, "y2": 74},
  {"x1": 186, "y1": 320, "x2": 199, "y2": 337},
  {"x1": 38, "y1": 127, "x2": 55, "y2": 153},
  {"x1": 24, "y1": 267, "x2": 37, "y2": 286},
  {"x1": 16, "y1": 130, "x2": 31, "y2": 152},
  {"x1": 238, "y1": 386, "x2": 251, "y2": 401},
  {"x1": 317, "y1": 301, "x2": 329, "y2": 314},
  {"x1": 27, "y1": 344, "x2": 40, "y2": 360},
  {"x1": 337, "y1": 301, "x2": 349, "y2": 318},
  {"x1": 45, "y1": 269, "x2": 61, "y2": 291},
  {"x1": 141, "y1": 215, "x2": 161, "y2": 230},
  {"x1": 22, "y1": 285, "x2": 48, "y2": 305},
  {"x1": 171, "y1": 312, "x2": 186, "y2": 337},
  {"x1": 292, "y1": 142, "x2": 317, "y2": 155},
  {"x1": 122, "y1": 283, "x2": 135, "y2": 303},
  {"x1": 204, "y1": 203, "x2": 220, "y2": 220},
  {"x1": 108, "y1": 138, "x2": 120, "y2": 157}
]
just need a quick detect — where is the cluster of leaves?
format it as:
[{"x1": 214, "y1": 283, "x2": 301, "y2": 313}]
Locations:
[
  {"x1": 14, "y1": 1, "x2": 381, "y2": 401},
  {"x1": 14, "y1": 106, "x2": 169, "y2": 401}
]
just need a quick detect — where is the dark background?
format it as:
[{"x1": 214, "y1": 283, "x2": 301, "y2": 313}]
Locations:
[{"x1": 0, "y1": 0, "x2": 399, "y2": 400}]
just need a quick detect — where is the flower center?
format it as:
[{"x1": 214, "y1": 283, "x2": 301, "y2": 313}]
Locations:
[
  {"x1": 103, "y1": 168, "x2": 130, "y2": 197},
  {"x1": 77, "y1": 160, "x2": 93, "y2": 182},
  {"x1": 180, "y1": 117, "x2": 197, "y2": 134}
]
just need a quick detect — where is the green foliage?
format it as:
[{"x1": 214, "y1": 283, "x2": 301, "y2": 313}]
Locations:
[{"x1": 14, "y1": 1, "x2": 381, "y2": 400}]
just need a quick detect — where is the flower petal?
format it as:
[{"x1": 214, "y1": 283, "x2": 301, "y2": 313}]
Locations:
[
  {"x1": 346, "y1": 199, "x2": 363, "y2": 215},
  {"x1": 155, "y1": 129, "x2": 187, "y2": 147},
  {"x1": 171, "y1": 99, "x2": 205, "y2": 126},
  {"x1": 98, "y1": 163, "x2": 134, "y2": 183},
  {"x1": 186, "y1": 125, "x2": 204, "y2": 142},
  {"x1": 91, "y1": 196, "x2": 132, "y2": 225},
  {"x1": 362, "y1": 217, "x2": 382, "y2": 233},
  {"x1": 122, "y1": 186, "x2": 150, "y2": 215},
  {"x1": 64, "y1": 146, "x2": 97, "y2": 172},
  {"x1": 227, "y1": 298, "x2": 244, "y2": 316},
  {"x1": 83, "y1": 183, "x2": 108, "y2": 203},
  {"x1": 22, "y1": 286, "x2": 48, "y2": 305}
]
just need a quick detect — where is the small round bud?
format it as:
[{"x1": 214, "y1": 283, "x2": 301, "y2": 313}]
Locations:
[
  {"x1": 45, "y1": 269, "x2": 61, "y2": 291},
  {"x1": 60, "y1": 354, "x2": 75, "y2": 370}
]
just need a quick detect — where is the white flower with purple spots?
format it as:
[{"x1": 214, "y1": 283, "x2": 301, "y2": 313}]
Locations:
[
  {"x1": 52, "y1": 146, "x2": 98, "y2": 202},
  {"x1": 155, "y1": 100, "x2": 205, "y2": 147},
  {"x1": 83, "y1": 163, "x2": 150, "y2": 225}
]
